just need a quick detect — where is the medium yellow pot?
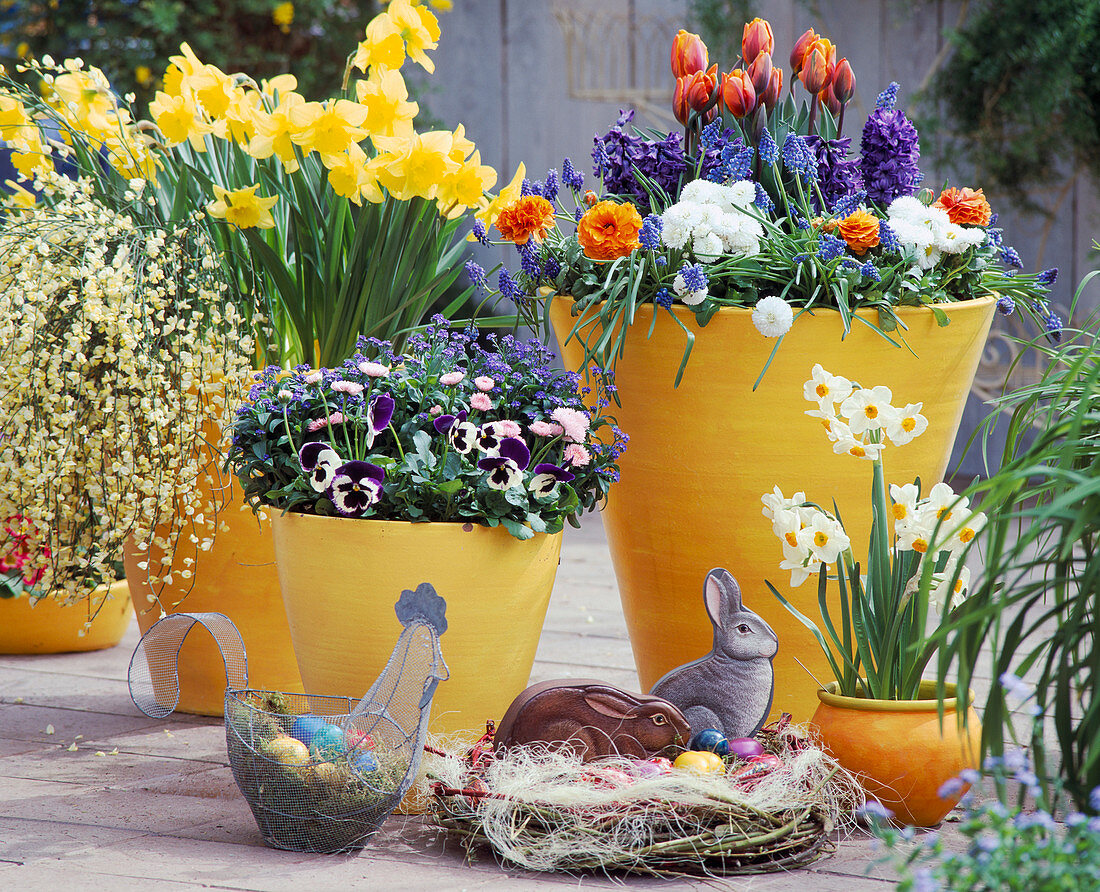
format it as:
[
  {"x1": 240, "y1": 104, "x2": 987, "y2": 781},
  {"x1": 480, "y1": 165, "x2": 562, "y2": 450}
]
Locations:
[
  {"x1": 271, "y1": 512, "x2": 562, "y2": 741},
  {"x1": 0, "y1": 581, "x2": 132, "y2": 654},
  {"x1": 125, "y1": 377, "x2": 303, "y2": 716},
  {"x1": 811, "y1": 681, "x2": 981, "y2": 826},
  {"x1": 550, "y1": 296, "x2": 995, "y2": 721}
]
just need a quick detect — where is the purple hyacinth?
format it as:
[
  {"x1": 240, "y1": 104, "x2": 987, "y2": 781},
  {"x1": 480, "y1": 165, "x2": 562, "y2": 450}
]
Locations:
[
  {"x1": 805, "y1": 136, "x2": 863, "y2": 210},
  {"x1": 860, "y1": 97, "x2": 922, "y2": 206},
  {"x1": 562, "y1": 157, "x2": 584, "y2": 192},
  {"x1": 593, "y1": 109, "x2": 687, "y2": 214},
  {"x1": 327, "y1": 461, "x2": 385, "y2": 517}
]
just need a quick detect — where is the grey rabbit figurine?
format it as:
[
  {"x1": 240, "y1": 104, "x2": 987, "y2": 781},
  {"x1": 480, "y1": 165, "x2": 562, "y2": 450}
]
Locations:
[{"x1": 649, "y1": 568, "x2": 779, "y2": 739}]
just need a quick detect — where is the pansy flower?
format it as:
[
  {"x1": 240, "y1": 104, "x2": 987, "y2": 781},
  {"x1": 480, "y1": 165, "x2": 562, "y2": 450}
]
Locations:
[
  {"x1": 478, "y1": 437, "x2": 531, "y2": 490},
  {"x1": 433, "y1": 408, "x2": 477, "y2": 453},
  {"x1": 327, "y1": 461, "x2": 385, "y2": 516},
  {"x1": 366, "y1": 394, "x2": 395, "y2": 448},
  {"x1": 476, "y1": 422, "x2": 503, "y2": 454},
  {"x1": 299, "y1": 442, "x2": 344, "y2": 493},
  {"x1": 528, "y1": 463, "x2": 575, "y2": 498}
]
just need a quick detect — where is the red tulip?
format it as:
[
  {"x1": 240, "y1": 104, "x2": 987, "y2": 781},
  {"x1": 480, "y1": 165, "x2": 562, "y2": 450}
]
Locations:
[
  {"x1": 742, "y1": 17, "x2": 774, "y2": 65},
  {"x1": 799, "y1": 46, "x2": 829, "y2": 94},
  {"x1": 670, "y1": 29, "x2": 708, "y2": 78},
  {"x1": 789, "y1": 28, "x2": 820, "y2": 77},
  {"x1": 831, "y1": 57, "x2": 856, "y2": 105},
  {"x1": 673, "y1": 64, "x2": 718, "y2": 125},
  {"x1": 761, "y1": 66, "x2": 783, "y2": 113},
  {"x1": 720, "y1": 68, "x2": 756, "y2": 118},
  {"x1": 747, "y1": 50, "x2": 773, "y2": 98}
]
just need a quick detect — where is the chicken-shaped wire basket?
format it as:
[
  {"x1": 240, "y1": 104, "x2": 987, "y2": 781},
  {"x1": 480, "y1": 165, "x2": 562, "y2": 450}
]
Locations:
[{"x1": 128, "y1": 583, "x2": 449, "y2": 853}]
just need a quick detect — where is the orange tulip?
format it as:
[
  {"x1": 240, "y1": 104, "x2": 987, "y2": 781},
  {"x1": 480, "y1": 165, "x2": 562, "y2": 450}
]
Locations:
[
  {"x1": 790, "y1": 28, "x2": 820, "y2": 77},
  {"x1": 831, "y1": 58, "x2": 856, "y2": 105},
  {"x1": 670, "y1": 29, "x2": 708, "y2": 78},
  {"x1": 761, "y1": 66, "x2": 783, "y2": 113},
  {"x1": 720, "y1": 68, "x2": 756, "y2": 118},
  {"x1": 819, "y1": 82, "x2": 841, "y2": 116},
  {"x1": 799, "y1": 46, "x2": 829, "y2": 94},
  {"x1": 747, "y1": 50, "x2": 773, "y2": 97},
  {"x1": 673, "y1": 64, "x2": 718, "y2": 126},
  {"x1": 742, "y1": 17, "x2": 774, "y2": 64}
]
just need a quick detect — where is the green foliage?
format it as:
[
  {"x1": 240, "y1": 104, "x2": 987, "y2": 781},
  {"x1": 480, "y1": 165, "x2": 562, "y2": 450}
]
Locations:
[
  {"x1": 5, "y1": 0, "x2": 382, "y2": 103},
  {"x1": 931, "y1": 269, "x2": 1100, "y2": 813},
  {"x1": 924, "y1": 0, "x2": 1100, "y2": 210}
]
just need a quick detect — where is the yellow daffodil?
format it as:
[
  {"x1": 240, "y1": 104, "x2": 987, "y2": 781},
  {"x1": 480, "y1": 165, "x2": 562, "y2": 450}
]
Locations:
[
  {"x1": 289, "y1": 98, "x2": 367, "y2": 157},
  {"x1": 472, "y1": 162, "x2": 526, "y2": 236},
  {"x1": 428, "y1": 0, "x2": 453, "y2": 10},
  {"x1": 162, "y1": 63, "x2": 184, "y2": 97},
  {"x1": 272, "y1": 1, "x2": 294, "y2": 33},
  {"x1": 134, "y1": 65, "x2": 152, "y2": 86},
  {"x1": 184, "y1": 65, "x2": 238, "y2": 121},
  {"x1": 3, "y1": 179, "x2": 36, "y2": 210},
  {"x1": 355, "y1": 67, "x2": 417, "y2": 140},
  {"x1": 11, "y1": 146, "x2": 51, "y2": 179},
  {"x1": 50, "y1": 70, "x2": 120, "y2": 138},
  {"x1": 448, "y1": 122, "x2": 476, "y2": 163},
  {"x1": 249, "y1": 91, "x2": 307, "y2": 171},
  {"x1": 207, "y1": 184, "x2": 278, "y2": 229},
  {"x1": 168, "y1": 43, "x2": 205, "y2": 82},
  {"x1": 150, "y1": 90, "x2": 212, "y2": 150},
  {"x1": 326, "y1": 142, "x2": 375, "y2": 206},
  {"x1": 435, "y1": 149, "x2": 497, "y2": 218},
  {"x1": 372, "y1": 130, "x2": 456, "y2": 200},
  {"x1": 0, "y1": 94, "x2": 29, "y2": 142},
  {"x1": 354, "y1": 0, "x2": 440, "y2": 74},
  {"x1": 260, "y1": 73, "x2": 298, "y2": 100},
  {"x1": 222, "y1": 89, "x2": 262, "y2": 146}
]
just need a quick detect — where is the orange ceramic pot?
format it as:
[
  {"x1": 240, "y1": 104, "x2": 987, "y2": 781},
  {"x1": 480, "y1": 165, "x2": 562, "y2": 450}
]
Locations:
[
  {"x1": 125, "y1": 379, "x2": 303, "y2": 716},
  {"x1": 271, "y1": 512, "x2": 562, "y2": 742},
  {"x1": 811, "y1": 681, "x2": 981, "y2": 826},
  {"x1": 550, "y1": 296, "x2": 995, "y2": 721},
  {"x1": 0, "y1": 581, "x2": 132, "y2": 654}
]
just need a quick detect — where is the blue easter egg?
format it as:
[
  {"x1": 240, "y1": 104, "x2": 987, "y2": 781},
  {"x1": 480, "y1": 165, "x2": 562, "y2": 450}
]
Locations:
[
  {"x1": 308, "y1": 723, "x2": 346, "y2": 759},
  {"x1": 349, "y1": 749, "x2": 378, "y2": 776},
  {"x1": 289, "y1": 714, "x2": 327, "y2": 747},
  {"x1": 689, "y1": 729, "x2": 730, "y2": 757}
]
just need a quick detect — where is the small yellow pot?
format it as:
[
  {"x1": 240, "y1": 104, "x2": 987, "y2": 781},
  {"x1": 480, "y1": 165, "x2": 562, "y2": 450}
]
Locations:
[
  {"x1": 0, "y1": 581, "x2": 133, "y2": 654},
  {"x1": 811, "y1": 681, "x2": 981, "y2": 826},
  {"x1": 271, "y1": 512, "x2": 562, "y2": 741}
]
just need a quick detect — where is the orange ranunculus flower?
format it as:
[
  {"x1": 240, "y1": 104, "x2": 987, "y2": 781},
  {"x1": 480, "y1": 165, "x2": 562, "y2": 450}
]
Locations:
[
  {"x1": 670, "y1": 29, "x2": 708, "y2": 79},
  {"x1": 838, "y1": 208, "x2": 880, "y2": 255},
  {"x1": 577, "y1": 200, "x2": 642, "y2": 261},
  {"x1": 494, "y1": 194, "x2": 555, "y2": 244},
  {"x1": 933, "y1": 187, "x2": 992, "y2": 226},
  {"x1": 742, "y1": 18, "x2": 774, "y2": 65}
]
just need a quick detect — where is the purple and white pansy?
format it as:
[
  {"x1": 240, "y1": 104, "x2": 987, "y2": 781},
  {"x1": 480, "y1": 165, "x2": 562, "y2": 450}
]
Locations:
[
  {"x1": 299, "y1": 441, "x2": 343, "y2": 493},
  {"x1": 366, "y1": 394, "x2": 395, "y2": 448},
  {"x1": 477, "y1": 437, "x2": 531, "y2": 490},
  {"x1": 327, "y1": 460, "x2": 386, "y2": 517},
  {"x1": 528, "y1": 463, "x2": 575, "y2": 498},
  {"x1": 433, "y1": 409, "x2": 477, "y2": 454}
]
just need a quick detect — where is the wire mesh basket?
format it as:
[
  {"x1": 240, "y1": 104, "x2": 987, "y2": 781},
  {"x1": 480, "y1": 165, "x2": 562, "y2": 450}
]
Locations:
[{"x1": 128, "y1": 583, "x2": 449, "y2": 853}]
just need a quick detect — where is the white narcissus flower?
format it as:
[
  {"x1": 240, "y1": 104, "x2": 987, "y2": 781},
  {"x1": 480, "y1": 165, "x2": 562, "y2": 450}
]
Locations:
[
  {"x1": 928, "y1": 558, "x2": 971, "y2": 612},
  {"x1": 885, "y1": 402, "x2": 929, "y2": 446},
  {"x1": 840, "y1": 384, "x2": 897, "y2": 436},
  {"x1": 830, "y1": 425, "x2": 885, "y2": 461},
  {"x1": 751, "y1": 295, "x2": 794, "y2": 338},
  {"x1": 890, "y1": 482, "x2": 921, "y2": 533},
  {"x1": 761, "y1": 484, "x2": 806, "y2": 523},
  {"x1": 803, "y1": 364, "x2": 853, "y2": 409},
  {"x1": 779, "y1": 534, "x2": 815, "y2": 587},
  {"x1": 797, "y1": 510, "x2": 850, "y2": 565}
]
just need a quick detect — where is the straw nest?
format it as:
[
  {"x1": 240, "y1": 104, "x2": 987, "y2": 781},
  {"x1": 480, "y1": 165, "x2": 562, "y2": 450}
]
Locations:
[{"x1": 424, "y1": 720, "x2": 865, "y2": 877}]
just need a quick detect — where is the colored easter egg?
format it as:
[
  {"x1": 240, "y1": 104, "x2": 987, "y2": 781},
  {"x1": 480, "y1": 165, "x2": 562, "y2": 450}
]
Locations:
[
  {"x1": 627, "y1": 757, "x2": 674, "y2": 779},
  {"x1": 289, "y1": 714, "x2": 327, "y2": 747},
  {"x1": 345, "y1": 730, "x2": 375, "y2": 751},
  {"x1": 726, "y1": 737, "x2": 766, "y2": 760},
  {"x1": 349, "y1": 749, "x2": 378, "y2": 776},
  {"x1": 673, "y1": 750, "x2": 726, "y2": 775},
  {"x1": 689, "y1": 729, "x2": 730, "y2": 757},
  {"x1": 308, "y1": 723, "x2": 346, "y2": 759},
  {"x1": 263, "y1": 735, "x2": 311, "y2": 766}
]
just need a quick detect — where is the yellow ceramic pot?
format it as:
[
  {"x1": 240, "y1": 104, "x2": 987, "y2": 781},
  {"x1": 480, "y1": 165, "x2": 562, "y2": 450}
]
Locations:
[
  {"x1": 0, "y1": 581, "x2": 132, "y2": 654},
  {"x1": 551, "y1": 296, "x2": 995, "y2": 721},
  {"x1": 811, "y1": 681, "x2": 981, "y2": 826},
  {"x1": 271, "y1": 512, "x2": 562, "y2": 741},
  {"x1": 125, "y1": 378, "x2": 303, "y2": 716}
]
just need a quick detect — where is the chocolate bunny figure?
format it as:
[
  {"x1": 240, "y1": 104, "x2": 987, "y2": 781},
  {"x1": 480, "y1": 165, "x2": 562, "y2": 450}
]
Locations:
[
  {"x1": 650, "y1": 568, "x2": 778, "y2": 739},
  {"x1": 493, "y1": 678, "x2": 692, "y2": 761}
]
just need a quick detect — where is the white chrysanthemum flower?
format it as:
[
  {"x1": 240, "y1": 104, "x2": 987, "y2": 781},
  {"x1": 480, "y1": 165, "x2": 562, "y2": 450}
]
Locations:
[
  {"x1": 886, "y1": 195, "x2": 929, "y2": 223},
  {"x1": 692, "y1": 230, "x2": 723, "y2": 263},
  {"x1": 725, "y1": 179, "x2": 756, "y2": 208},
  {"x1": 751, "y1": 295, "x2": 793, "y2": 337},
  {"x1": 681, "y1": 178, "x2": 731, "y2": 209},
  {"x1": 672, "y1": 271, "x2": 707, "y2": 306},
  {"x1": 890, "y1": 219, "x2": 935, "y2": 251},
  {"x1": 714, "y1": 211, "x2": 763, "y2": 255},
  {"x1": 661, "y1": 218, "x2": 691, "y2": 250},
  {"x1": 936, "y1": 223, "x2": 987, "y2": 254},
  {"x1": 885, "y1": 402, "x2": 928, "y2": 446},
  {"x1": 839, "y1": 384, "x2": 896, "y2": 435}
]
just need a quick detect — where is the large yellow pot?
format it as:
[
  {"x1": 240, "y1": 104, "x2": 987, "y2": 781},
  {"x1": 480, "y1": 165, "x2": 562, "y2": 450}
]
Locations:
[
  {"x1": 550, "y1": 296, "x2": 995, "y2": 721},
  {"x1": 812, "y1": 681, "x2": 981, "y2": 826},
  {"x1": 125, "y1": 378, "x2": 303, "y2": 716},
  {"x1": 0, "y1": 581, "x2": 132, "y2": 654},
  {"x1": 271, "y1": 512, "x2": 562, "y2": 741}
]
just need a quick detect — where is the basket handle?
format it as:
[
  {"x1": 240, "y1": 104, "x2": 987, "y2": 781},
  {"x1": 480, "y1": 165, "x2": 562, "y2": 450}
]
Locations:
[{"x1": 127, "y1": 612, "x2": 249, "y2": 718}]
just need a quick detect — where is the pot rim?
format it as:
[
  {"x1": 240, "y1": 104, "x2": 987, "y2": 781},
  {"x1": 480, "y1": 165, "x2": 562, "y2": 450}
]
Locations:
[
  {"x1": 267, "y1": 509, "x2": 565, "y2": 539},
  {"x1": 816, "y1": 679, "x2": 974, "y2": 713}
]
